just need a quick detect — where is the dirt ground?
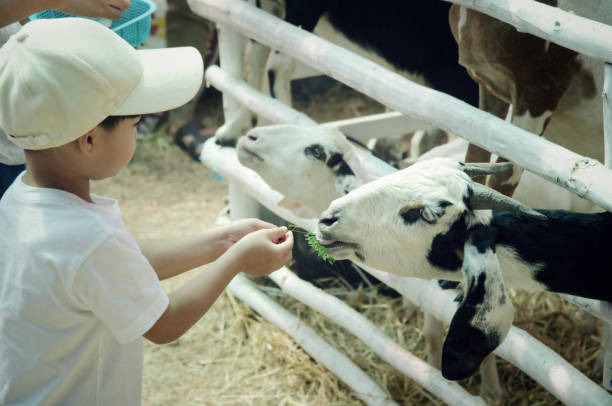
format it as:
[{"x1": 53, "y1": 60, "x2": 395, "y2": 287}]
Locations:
[{"x1": 91, "y1": 80, "x2": 604, "y2": 405}]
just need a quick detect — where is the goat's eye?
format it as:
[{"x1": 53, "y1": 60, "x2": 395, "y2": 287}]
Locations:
[
  {"x1": 420, "y1": 207, "x2": 436, "y2": 223},
  {"x1": 304, "y1": 144, "x2": 327, "y2": 162}
]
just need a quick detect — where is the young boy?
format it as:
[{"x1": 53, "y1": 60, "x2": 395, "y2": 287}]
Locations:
[{"x1": 0, "y1": 18, "x2": 294, "y2": 405}]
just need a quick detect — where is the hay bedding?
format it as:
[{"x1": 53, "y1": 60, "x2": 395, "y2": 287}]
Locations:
[{"x1": 91, "y1": 83, "x2": 604, "y2": 405}]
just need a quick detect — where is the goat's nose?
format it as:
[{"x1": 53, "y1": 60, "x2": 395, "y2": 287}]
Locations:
[
  {"x1": 319, "y1": 216, "x2": 338, "y2": 227},
  {"x1": 246, "y1": 132, "x2": 258, "y2": 141}
]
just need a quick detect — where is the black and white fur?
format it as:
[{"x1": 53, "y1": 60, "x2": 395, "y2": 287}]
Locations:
[
  {"x1": 316, "y1": 157, "x2": 612, "y2": 379},
  {"x1": 215, "y1": 0, "x2": 478, "y2": 146}
]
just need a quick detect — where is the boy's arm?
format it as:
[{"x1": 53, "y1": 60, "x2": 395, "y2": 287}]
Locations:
[
  {"x1": 144, "y1": 227, "x2": 293, "y2": 344},
  {"x1": 137, "y1": 218, "x2": 280, "y2": 281},
  {"x1": 0, "y1": 0, "x2": 130, "y2": 27}
]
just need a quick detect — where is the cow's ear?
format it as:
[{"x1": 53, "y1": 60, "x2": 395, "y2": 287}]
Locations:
[
  {"x1": 441, "y1": 226, "x2": 514, "y2": 380},
  {"x1": 278, "y1": 197, "x2": 316, "y2": 219}
]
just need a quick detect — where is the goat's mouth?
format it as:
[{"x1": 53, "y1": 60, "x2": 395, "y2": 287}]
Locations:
[
  {"x1": 237, "y1": 145, "x2": 264, "y2": 163},
  {"x1": 317, "y1": 235, "x2": 360, "y2": 256}
]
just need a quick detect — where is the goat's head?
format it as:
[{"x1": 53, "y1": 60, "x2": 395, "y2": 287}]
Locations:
[
  {"x1": 317, "y1": 157, "x2": 546, "y2": 380},
  {"x1": 237, "y1": 124, "x2": 367, "y2": 215}
]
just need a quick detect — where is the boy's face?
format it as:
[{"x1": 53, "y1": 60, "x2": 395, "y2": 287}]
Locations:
[{"x1": 92, "y1": 116, "x2": 141, "y2": 179}]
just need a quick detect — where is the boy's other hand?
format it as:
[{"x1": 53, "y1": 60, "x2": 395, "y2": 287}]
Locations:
[
  {"x1": 229, "y1": 227, "x2": 293, "y2": 276},
  {"x1": 223, "y1": 218, "x2": 277, "y2": 245},
  {"x1": 55, "y1": 0, "x2": 131, "y2": 20}
]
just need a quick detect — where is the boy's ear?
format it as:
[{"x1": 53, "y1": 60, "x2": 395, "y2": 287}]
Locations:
[{"x1": 74, "y1": 129, "x2": 97, "y2": 156}]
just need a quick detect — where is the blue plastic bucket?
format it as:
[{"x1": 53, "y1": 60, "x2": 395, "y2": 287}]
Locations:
[{"x1": 30, "y1": 0, "x2": 157, "y2": 48}]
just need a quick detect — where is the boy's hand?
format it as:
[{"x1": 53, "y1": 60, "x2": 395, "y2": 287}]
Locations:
[
  {"x1": 228, "y1": 227, "x2": 293, "y2": 276},
  {"x1": 223, "y1": 218, "x2": 278, "y2": 245},
  {"x1": 54, "y1": 0, "x2": 131, "y2": 20}
]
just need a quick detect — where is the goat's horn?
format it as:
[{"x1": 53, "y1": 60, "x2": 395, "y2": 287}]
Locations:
[
  {"x1": 469, "y1": 182, "x2": 547, "y2": 220},
  {"x1": 461, "y1": 162, "x2": 514, "y2": 178}
]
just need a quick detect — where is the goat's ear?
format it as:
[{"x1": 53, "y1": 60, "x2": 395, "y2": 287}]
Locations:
[{"x1": 441, "y1": 226, "x2": 514, "y2": 380}]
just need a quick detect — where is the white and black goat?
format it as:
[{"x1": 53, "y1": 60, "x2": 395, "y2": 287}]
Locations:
[
  {"x1": 316, "y1": 157, "x2": 612, "y2": 380},
  {"x1": 237, "y1": 124, "x2": 605, "y2": 400},
  {"x1": 237, "y1": 124, "x2": 376, "y2": 216}
]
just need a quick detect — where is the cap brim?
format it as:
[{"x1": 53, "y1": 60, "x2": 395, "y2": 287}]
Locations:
[{"x1": 113, "y1": 46, "x2": 203, "y2": 115}]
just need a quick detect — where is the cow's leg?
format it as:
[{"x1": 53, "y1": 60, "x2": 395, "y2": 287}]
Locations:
[
  {"x1": 488, "y1": 96, "x2": 551, "y2": 196},
  {"x1": 266, "y1": 50, "x2": 296, "y2": 108},
  {"x1": 215, "y1": 39, "x2": 272, "y2": 146},
  {"x1": 466, "y1": 85, "x2": 509, "y2": 184},
  {"x1": 411, "y1": 128, "x2": 449, "y2": 159},
  {"x1": 258, "y1": 0, "x2": 327, "y2": 118}
]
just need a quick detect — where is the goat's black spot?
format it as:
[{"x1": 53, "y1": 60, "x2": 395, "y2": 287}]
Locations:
[
  {"x1": 442, "y1": 314, "x2": 500, "y2": 380},
  {"x1": 325, "y1": 152, "x2": 355, "y2": 176},
  {"x1": 464, "y1": 273, "x2": 487, "y2": 307},
  {"x1": 250, "y1": 116, "x2": 258, "y2": 127},
  {"x1": 304, "y1": 144, "x2": 327, "y2": 162},
  {"x1": 469, "y1": 224, "x2": 495, "y2": 254},
  {"x1": 492, "y1": 210, "x2": 612, "y2": 302},
  {"x1": 442, "y1": 271, "x2": 498, "y2": 380},
  {"x1": 439, "y1": 200, "x2": 453, "y2": 209},
  {"x1": 326, "y1": 152, "x2": 343, "y2": 168},
  {"x1": 463, "y1": 185, "x2": 474, "y2": 210},
  {"x1": 438, "y1": 280, "x2": 460, "y2": 290},
  {"x1": 256, "y1": 0, "x2": 261, "y2": 8},
  {"x1": 337, "y1": 161, "x2": 355, "y2": 177},
  {"x1": 428, "y1": 214, "x2": 467, "y2": 271}
]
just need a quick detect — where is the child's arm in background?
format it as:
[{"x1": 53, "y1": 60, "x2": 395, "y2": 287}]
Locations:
[
  {"x1": 138, "y1": 218, "x2": 280, "y2": 281},
  {"x1": 144, "y1": 226, "x2": 293, "y2": 344},
  {"x1": 0, "y1": 0, "x2": 130, "y2": 27}
]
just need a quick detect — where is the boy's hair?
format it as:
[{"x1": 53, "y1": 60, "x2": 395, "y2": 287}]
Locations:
[
  {"x1": 0, "y1": 18, "x2": 203, "y2": 151},
  {"x1": 100, "y1": 115, "x2": 141, "y2": 131}
]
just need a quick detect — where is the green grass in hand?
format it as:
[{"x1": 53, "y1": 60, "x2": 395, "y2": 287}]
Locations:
[{"x1": 288, "y1": 224, "x2": 335, "y2": 265}]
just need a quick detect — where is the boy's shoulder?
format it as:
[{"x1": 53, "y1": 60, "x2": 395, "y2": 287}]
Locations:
[{"x1": 1, "y1": 183, "x2": 126, "y2": 258}]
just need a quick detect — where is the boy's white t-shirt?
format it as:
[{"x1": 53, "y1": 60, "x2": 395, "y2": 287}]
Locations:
[{"x1": 0, "y1": 173, "x2": 169, "y2": 405}]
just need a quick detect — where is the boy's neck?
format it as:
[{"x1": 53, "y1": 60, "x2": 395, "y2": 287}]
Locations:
[{"x1": 23, "y1": 147, "x2": 93, "y2": 203}]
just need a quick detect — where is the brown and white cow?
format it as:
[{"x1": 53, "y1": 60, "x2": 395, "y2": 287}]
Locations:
[{"x1": 449, "y1": 1, "x2": 610, "y2": 196}]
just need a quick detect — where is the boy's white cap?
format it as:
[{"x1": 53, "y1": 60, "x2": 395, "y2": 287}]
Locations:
[{"x1": 0, "y1": 18, "x2": 203, "y2": 150}]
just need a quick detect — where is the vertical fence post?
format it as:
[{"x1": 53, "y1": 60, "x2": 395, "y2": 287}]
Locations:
[
  {"x1": 602, "y1": 62, "x2": 612, "y2": 391},
  {"x1": 217, "y1": 23, "x2": 260, "y2": 219},
  {"x1": 604, "y1": 63, "x2": 612, "y2": 167}
]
